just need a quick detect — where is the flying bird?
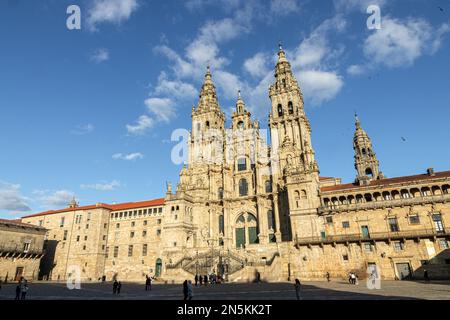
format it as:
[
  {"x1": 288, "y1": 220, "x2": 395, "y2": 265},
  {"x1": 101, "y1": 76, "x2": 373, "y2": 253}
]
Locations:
[
  {"x1": 401, "y1": 137, "x2": 407, "y2": 142},
  {"x1": 438, "y1": 6, "x2": 444, "y2": 12}
]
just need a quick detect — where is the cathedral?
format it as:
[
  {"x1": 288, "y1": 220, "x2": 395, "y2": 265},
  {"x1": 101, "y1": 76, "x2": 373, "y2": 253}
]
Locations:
[{"x1": 15, "y1": 46, "x2": 450, "y2": 283}]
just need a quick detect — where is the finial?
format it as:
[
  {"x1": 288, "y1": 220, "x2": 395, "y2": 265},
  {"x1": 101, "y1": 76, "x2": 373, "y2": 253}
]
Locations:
[
  {"x1": 237, "y1": 89, "x2": 241, "y2": 99},
  {"x1": 354, "y1": 112, "x2": 360, "y2": 127},
  {"x1": 278, "y1": 41, "x2": 283, "y2": 51}
]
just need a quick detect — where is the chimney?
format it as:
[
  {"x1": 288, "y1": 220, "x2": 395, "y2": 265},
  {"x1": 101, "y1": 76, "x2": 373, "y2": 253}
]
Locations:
[{"x1": 427, "y1": 168, "x2": 435, "y2": 176}]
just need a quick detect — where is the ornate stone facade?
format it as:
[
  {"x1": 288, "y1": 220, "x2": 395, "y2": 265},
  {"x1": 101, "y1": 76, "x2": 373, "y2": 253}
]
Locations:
[{"x1": 20, "y1": 47, "x2": 450, "y2": 282}]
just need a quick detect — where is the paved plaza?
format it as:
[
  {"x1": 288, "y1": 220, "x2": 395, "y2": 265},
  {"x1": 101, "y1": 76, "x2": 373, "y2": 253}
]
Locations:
[{"x1": 0, "y1": 280, "x2": 449, "y2": 300}]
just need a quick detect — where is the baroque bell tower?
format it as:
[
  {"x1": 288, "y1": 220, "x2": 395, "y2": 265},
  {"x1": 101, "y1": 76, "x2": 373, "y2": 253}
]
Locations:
[
  {"x1": 353, "y1": 114, "x2": 383, "y2": 185},
  {"x1": 268, "y1": 44, "x2": 321, "y2": 240}
]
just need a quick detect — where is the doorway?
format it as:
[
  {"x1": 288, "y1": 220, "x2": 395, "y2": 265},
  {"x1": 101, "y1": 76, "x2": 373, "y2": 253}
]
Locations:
[
  {"x1": 396, "y1": 263, "x2": 412, "y2": 280},
  {"x1": 155, "y1": 259, "x2": 162, "y2": 277},
  {"x1": 15, "y1": 267, "x2": 24, "y2": 281},
  {"x1": 361, "y1": 225, "x2": 370, "y2": 238}
]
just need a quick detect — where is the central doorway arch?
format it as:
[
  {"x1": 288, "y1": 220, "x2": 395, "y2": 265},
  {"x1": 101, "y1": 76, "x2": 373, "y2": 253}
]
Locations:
[{"x1": 235, "y1": 212, "x2": 259, "y2": 248}]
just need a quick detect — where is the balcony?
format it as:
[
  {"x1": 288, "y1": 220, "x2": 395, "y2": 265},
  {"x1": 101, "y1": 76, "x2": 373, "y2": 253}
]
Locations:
[
  {"x1": 320, "y1": 193, "x2": 450, "y2": 214},
  {"x1": 0, "y1": 244, "x2": 44, "y2": 257},
  {"x1": 295, "y1": 228, "x2": 450, "y2": 246}
]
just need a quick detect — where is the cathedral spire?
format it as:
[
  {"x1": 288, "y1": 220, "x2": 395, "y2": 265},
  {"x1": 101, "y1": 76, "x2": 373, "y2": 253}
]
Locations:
[
  {"x1": 353, "y1": 115, "x2": 383, "y2": 184},
  {"x1": 235, "y1": 90, "x2": 246, "y2": 114},
  {"x1": 197, "y1": 66, "x2": 220, "y2": 112}
]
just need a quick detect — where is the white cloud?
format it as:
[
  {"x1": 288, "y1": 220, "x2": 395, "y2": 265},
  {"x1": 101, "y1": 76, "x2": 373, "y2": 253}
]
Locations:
[
  {"x1": 144, "y1": 98, "x2": 176, "y2": 123},
  {"x1": 347, "y1": 64, "x2": 367, "y2": 76},
  {"x1": 126, "y1": 115, "x2": 154, "y2": 135},
  {"x1": 71, "y1": 124, "x2": 95, "y2": 135},
  {"x1": 214, "y1": 70, "x2": 244, "y2": 98},
  {"x1": 87, "y1": 0, "x2": 139, "y2": 31},
  {"x1": 112, "y1": 153, "x2": 144, "y2": 161},
  {"x1": 90, "y1": 48, "x2": 110, "y2": 63},
  {"x1": 297, "y1": 70, "x2": 344, "y2": 105},
  {"x1": 363, "y1": 17, "x2": 449, "y2": 68},
  {"x1": 333, "y1": 0, "x2": 387, "y2": 12},
  {"x1": 0, "y1": 181, "x2": 31, "y2": 212},
  {"x1": 243, "y1": 53, "x2": 270, "y2": 78},
  {"x1": 270, "y1": 0, "x2": 300, "y2": 15},
  {"x1": 153, "y1": 72, "x2": 198, "y2": 100},
  {"x1": 81, "y1": 180, "x2": 121, "y2": 191},
  {"x1": 37, "y1": 190, "x2": 75, "y2": 208}
]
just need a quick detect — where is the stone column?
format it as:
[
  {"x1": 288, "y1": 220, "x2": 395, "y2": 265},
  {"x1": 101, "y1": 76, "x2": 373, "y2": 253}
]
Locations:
[{"x1": 273, "y1": 194, "x2": 282, "y2": 243}]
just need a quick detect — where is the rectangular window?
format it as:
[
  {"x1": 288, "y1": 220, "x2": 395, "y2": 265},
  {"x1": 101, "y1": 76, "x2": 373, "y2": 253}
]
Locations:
[
  {"x1": 237, "y1": 158, "x2": 247, "y2": 171},
  {"x1": 104, "y1": 223, "x2": 107, "y2": 229},
  {"x1": 409, "y1": 215, "x2": 420, "y2": 224},
  {"x1": 393, "y1": 241, "x2": 404, "y2": 252},
  {"x1": 105, "y1": 247, "x2": 109, "y2": 258},
  {"x1": 60, "y1": 217, "x2": 65, "y2": 227},
  {"x1": 142, "y1": 231, "x2": 147, "y2": 237},
  {"x1": 342, "y1": 254, "x2": 349, "y2": 261},
  {"x1": 39, "y1": 220, "x2": 43, "y2": 227},
  {"x1": 143, "y1": 220, "x2": 147, "y2": 226},
  {"x1": 103, "y1": 235, "x2": 106, "y2": 240},
  {"x1": 85, "y1": 224, "x2": 89, "y2": 229},
  {"x1": 130, "y1": 231, "x2": 135, "y2": 238},
  {"x1": 153, "y1": 208, "x2": 158, "y2": 214},
  {"x1": 116, "y1": 223, "x2": 120, "y2": 229},
  {"x1": 439, "y1": 239, "x2": 449, "y2": 249},
  {"x1": 142, "y1": 244, "x2": 147, "y2": 256},
  {"x1": 342, "y1": 221, "x2": 350, "y2": 228},
  {"x1": 131, "y1": 221, "x2": 135, "y2": 227},
  {"x1": 388, "y1": 217, "x2": 399, "y2": 232},
  {"x1": 158, "y1": 208, "x2": 162, "y2": 213},
  {"x1": 84, "y1": 236, "x2": 88, "y2": 241},
  {"x1": 364, "y1": 243, "x2": 373, "y2": 253},
  {"x1": 157, "y1": 219, "x2": 161, "y2": 225},
  {"x1": 432, "y1": 214, "x2": 444, "y2": 233},
  {"x1": 76, "y1": 235, "x2": 80, "y2": 242},
  {"x1": 87, "y1": 213, "x2": 91, "y2": 221},
  {"x1": 128, "y1": 245, "x2": 133, "y2": 257},
  {"x1": 23, "y1": 242, "x2": 30, "y2": 253},
  {"x1": 325, "y1": 216, "x2": 333, "y2": 224},
  {"x1": 63, "y1": 230, "x2": 68, "y2": 241},
  {"x1": 113, "y1": 246, "x2": 119, "y2": 258},
  {"x1": 83, "y1": 245, "x2": 86, "y2": 251},
  {"x1": 156, "y1": 229, "x2": 161, "y2": 236}
]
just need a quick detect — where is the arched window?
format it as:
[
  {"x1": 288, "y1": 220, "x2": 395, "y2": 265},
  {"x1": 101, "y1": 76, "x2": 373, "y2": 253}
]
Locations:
[
  {"x1": 218, "y1": 187, "x2": 224, "y2": 200},
  {"x1": 237, "y1": 158, "x2": 247, "y2": 171},
  {"x1": 265, "y1": 180, "x2": 272, "y2": 193},
  {"x1": 365, "y1": 168, "x2": 373, "y2": 177},
  {"x1": 206, "y1": 121, "x2": 210, "y2": 129},
  {"x1": 288, "y1": 101, "x2": 293, "y2": 114},
  {"x1": 301, "y1": 190, "x2": 307, "y2": 199},
  {"x1": 362, "y1": 148, "x2": 366, "y2": 155},
  {"x1": 277, "y1": 104, "x2": 283, "y2": 117},
  {"x1": 235, "y1": 213, "x2": 259, "y2": 248},
  {"x1": 239, "y1": 178, "x2": 248, "y2": 196},
  {"x1": 219, "y1": 215, "x2": 224, "y2": 234},
  {"x1": 267, "y1": 210, "x2": 276, "y2": 231},
  {"x1": 237, "y1": 121, "x2": 244, "y2": 130},
  {"x1": 295, "y1": 190, "x2": 301, "y2": 208}
]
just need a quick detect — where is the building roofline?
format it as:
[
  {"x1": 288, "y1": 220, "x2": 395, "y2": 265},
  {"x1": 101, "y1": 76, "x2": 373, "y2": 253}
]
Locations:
[
  {"x1": 21, "y1": 197, "x2": 165, "y2": 219},
  {"x1": 320, "y1": 170, "x2": 450, "y2": 193}
]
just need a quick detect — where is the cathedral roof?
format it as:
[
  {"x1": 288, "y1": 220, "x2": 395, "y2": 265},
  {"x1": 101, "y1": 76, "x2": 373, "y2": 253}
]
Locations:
[
  {"x1": 321, "y1": 170, "x2": 450, "y2": 193},
  {"x1": 21, "y1": 198, "x2": 165, "y2": 219},
  {"x1": 0, "y1": 218, "x2": 47, "y2": 231}
]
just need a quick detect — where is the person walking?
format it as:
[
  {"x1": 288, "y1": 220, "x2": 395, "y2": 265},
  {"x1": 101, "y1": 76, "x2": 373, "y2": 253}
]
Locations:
[
  {"x1": 326, "y1": 272, "x2": 330, "y2": 282},
  {"x1": 117, "y1": 281, "x2": 122, "y2": 294},
  {"x1": 294, "y1": 279, "x2": 301, "y2": 300},
  {"x1": 203, "y1": 275, "x2": 208, "y2": 286},
  {"x1": 21, "y1": 283, "x2": 29, "y2": 300},
  {"x1": 424, "y1": 269, "x2": 430, "y2": 282},
  {"x1": 194, "y1": 274, "x2": 198, "y2": 287},
  {"x1": 145, "y1": 276, "x2": 151, "y2": 291},
  {"x1": 15, "y1": 284, "x2": 21, "y2": 300},
  {"x1": 113, "y1": 280, "x2": 118, "y2": 294},
  {"x1": 187, "y1": 280, "x2": 194, "y2": 300},
  {"x1": 183, "y1": 280, "x2": 189, "y2": 300},
  {"x1": 199, "y1": 275, "x2": 203, "y2": 286}
]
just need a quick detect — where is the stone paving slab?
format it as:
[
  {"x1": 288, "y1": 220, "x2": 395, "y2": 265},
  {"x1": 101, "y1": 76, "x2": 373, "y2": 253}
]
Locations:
[{"x1": 0, "y1": 280, "x2": 449, "y2": 300}]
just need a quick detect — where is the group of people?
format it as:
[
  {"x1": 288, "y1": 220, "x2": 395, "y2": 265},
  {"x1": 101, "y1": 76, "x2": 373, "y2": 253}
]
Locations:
[
  {"x1": 15, "y1": 277, "x2": 29, "y2": 300},
  {"x1": 194, "y1": 273, "x2": 221, "y2": 286},
  {"x1": 112, "y1": 280, "x2": 122, "y2": 294},
  {"x1": 348, "y1": 272, "x2": 359, "y2": 285},
  {"x1": 182, "y1": 280, "x2": 194, "y2": 300}
]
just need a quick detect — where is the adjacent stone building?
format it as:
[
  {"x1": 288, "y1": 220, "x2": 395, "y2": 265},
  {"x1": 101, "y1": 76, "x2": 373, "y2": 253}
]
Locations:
[
  {"x1": 20, "y1": 46, "x2": 450, "y2": 282},
  {"x1": 0, "y1": 219, "x2": 47, "y2": 282}
]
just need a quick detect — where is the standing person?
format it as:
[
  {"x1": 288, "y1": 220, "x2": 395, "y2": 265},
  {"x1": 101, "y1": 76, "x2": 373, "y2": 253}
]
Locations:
[
  {"x1": 203, "y1": 275, "x2": 208, "y2": 286},
  {"x1": 326, "y1": 272, "x2": 330, "y2": 282},
  {"x1": 15, "y1": 284, "x2": 21, "y2": 300},
  {"x1": 145, "y1": 276, "x2": 151, "y2": 291},
  {"x1": 424, "y1": 269, "x2": 430, "y2": 282},
  {"x1": 182, "y1": 280, "x2": 188, "y2": 300},
  {"x1": 187, "y1": 280, "x2": 194, "y2": 300},
  {"x1": 199, "y1": 274, "x2": 203, "y2": 286},
  {"x1": 194, "y1": 274, "x2": 198, "y2": 287},
  {"x1": 21, "y1": 283, "x2": 29, "y2": 300},
  {"x1": 117, "y1": 281, "x2": 122, "y2": 294},
  {"x1": 294, "y1": 279, "x2": 301, "y2": 300},
  {"x1": 354, "y1": 274, "x2": 359, "y2": 285},
  {"x1": 113, "y1": 280, "x2": 118, "y2": 294}
]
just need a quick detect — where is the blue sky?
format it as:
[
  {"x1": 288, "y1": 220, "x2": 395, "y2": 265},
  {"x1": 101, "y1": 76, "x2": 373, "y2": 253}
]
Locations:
[{"x1": 1, "y1": 0, "x2": 449, "y2": 218}]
